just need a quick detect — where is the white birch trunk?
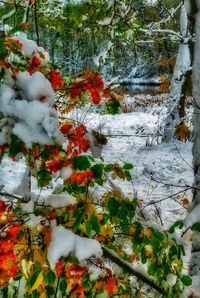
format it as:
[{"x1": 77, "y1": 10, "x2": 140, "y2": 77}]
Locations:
[
  {"x1": 191, "y1": 0, "x2": 200, "y2": 281},
  {"x1": 163, "y1": 3, "x2": 191, "y2": 142}
]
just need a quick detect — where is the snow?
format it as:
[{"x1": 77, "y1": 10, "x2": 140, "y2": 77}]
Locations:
[
  {"x1": 74, "y1": 235, "x2": 102, "y2": 261},
  {"x1": 13, "y1": 121, "x2": 52, "y2": 147},
  {"x1": 0, "y1": 34, "x2": 63, "y2": 148},
  {"x1": 0, "y1": 79, "x2": 65, "y2": 147},
  {"x1": 16, "y1": 71, "x2": 55, "y2": 104},
  {"x1": 36, "y1": 47, "x2": 50, "y2": 62},
  {"x1": 48, "y1": 226, "x2": 75, "y2": 268},
  {"x1": 59, "y1": 166, "x2": 73, "y2": 180},
  {"x1": 14, "y1": 32, "x2": 37, "y2": 58},
  {"x1": 0, "y1": 93, "x2": 193, "y2": 227},
  {"x1": 45, "y1": 193, "x2": 76, "y2": 208},
  {"x1": 93, "y1": 41, "x2": 113, "y2": 67},
  {"x1": 185, "y1": 205, "x2": 200, "y2": 228},
  {"x1": 67, "y1": 93, "x2": 192, "y2": 228},
  {"x1": 13, "y1": 33, "x2": 50, "y2": 63},
  {"x1": 181, "y1": 275, "x2": 200, "y2": 298},
  {"x1": 14, "y1": 166, "x2": 30, "y2": 200},
  {"x1": 21, "y1": 201, "x2": 43, "y2": 228},
  {"x1": 166, "y1": 274, "x2": 177, "y2": 287},
  {"x1": 47, "y1": 226, "x2": 103, "y2": 268},
  {"x1": 86, "y1": 132, "x2": 103, "y2": 158},
  {"x1": 98, "y1": 15, "x2": 114, "y2": 26}
]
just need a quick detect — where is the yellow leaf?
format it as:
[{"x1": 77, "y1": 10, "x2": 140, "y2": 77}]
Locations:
[
  {"x1": 33, "y1": 248, "x2": 46, "y2": 266},
  {"x1": 31, "y1": 272, "x2": 44, "y2": 292},
  {"x1": 40, "y1": 292, "x2": 47, "y2": 298},
  {"x1": 174, "y1": 123, "x2": 192, "y2": 142},
  {"x1": 144, "y1": 244, "x2": 153, "y2": 257},
  {"x1": 87, "y1": 206, "x2": 96, "y2": 215},
  {"x1": 100, "y1": 225, "x2": 113, "y2": 238},
  {"x1": 172, "y1": 258, "x2": 180, "y2": 268},
  {"x1": 21, "y1": 259, "x2": 33, "y2": 279},
  {"x1": 137, "y1": 291, "x2": 143, "y2": 298},
  {"x1": 129, "y1": 225, "x2": 136, "y2": 235},
  {"x1": 65, "y1": 220, "x2": 75, "y2": 228},
  {"x1": 145, "y1": 228, "x2": 152, "y2": 238},
  {"x1": 97, "y1": 213, "x2": 103, "y2": 223}
]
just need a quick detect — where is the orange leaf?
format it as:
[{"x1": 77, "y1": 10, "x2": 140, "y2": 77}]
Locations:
[{"x1": 181, "y1": 198, "x2": 189, "y2": 206}]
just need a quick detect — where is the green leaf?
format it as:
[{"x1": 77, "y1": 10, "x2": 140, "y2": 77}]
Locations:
[
  {"x1": 169, "y1": 220, "x2": 184, "y2": 234},
  {"x1": 162, "y1": 256, "x2": 170, "y2": 275},
  {"x1": 72, "y1": 155, "x2": 91, "y2": 170},
  {"x1": 89, "y1": 214, "x2": 100, "y2": 234},
  {"x1": 191, "y1": 222, "x2": 200, "y2": 232},
  {"x1": 9, "y1": 135, "x2": 24, "y2": 157},
  {"x1": 30, "y1": 291, "x2": 40, "y2": 298},
  {"x1": 95, "y1": 133, "x2": 107, "y2": 145},
  {"x1": 37, "y1": 168, "x2": 52, "y2": 187},
  {"x1": 181, "y1": 275, "x2": 192, "y2": 286},
  {"x1": 178, "y1": 244, "x2": 185, "y2": 258},
  {"x1": 169, "y1": 245, "x2": 178, "y2": 261},
  {"x1": 40, "y1": 149, "x2": 50, "y2": 160},
  {"x1": 105, "y1": 99, "x2": 120, "y2": 115},
  {"x1": 82, "y1": 274, "x2": 90, "y2": 288},
  {"x1": 91, "y1": 164, "x2": 104, "y2": 179},
  {"x1": 107, "y1": 197, "x2": 120, "y2": 217},
  {"x1": 0, "y1": 39, "x2": 6, "y2": 60},
  {"x1": 45, "y1": 286, "x2": 55, "y2": 296},
  {"x1": 141, "y1": 248, "x2": 147, "y2": 264},
  {"x1": 28, "y1": 271, "x2": 40, "y2": 288},
  {"x1": 96, "y1": 178, "x2": 104, "y2": 186},
  {"x1": 125, "y1": 170, "x2": 132, "y2": 181},
  {"x1": 72, "y1": 208, "x2": 84, "y2": 232},
  {"x1": 104, "y1": 164, "x2": 113, "y2": 172},
  {"x1": 43, "y1": 270, "x2": 56, "y2": 284},
  {"x1": 86, "y1": 220, "x2": 92, "y2": 234},
  {"x1": 123, "y1": 163, "x2": 133, "y2": 170},
  {"x1": 148, "y1": 263, "x2": 157, "y2": 275},
  {"x1": 59, "y1": 278, "x2": 67, "y2": 293}
]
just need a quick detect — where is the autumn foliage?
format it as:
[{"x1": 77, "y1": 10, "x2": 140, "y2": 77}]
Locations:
[{"x1": 0, "y1": 23, "x2": 193, "y2": 298}]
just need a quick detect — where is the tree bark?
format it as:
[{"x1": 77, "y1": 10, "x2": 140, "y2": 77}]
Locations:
[
  {"x1": 163, "y1": 2, "x2": 191, "y2": 142},
  {"x1": 191, "y1": 0, "x2": 200, "y2": 281}
]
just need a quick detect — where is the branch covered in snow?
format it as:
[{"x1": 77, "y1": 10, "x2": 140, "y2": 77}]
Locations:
[
  {"x1": 102, "y1": 246, "x2": 164, "y2": 294},
  {"x1": 47, "y1": 226, "x2": 103, "y2": 269}
]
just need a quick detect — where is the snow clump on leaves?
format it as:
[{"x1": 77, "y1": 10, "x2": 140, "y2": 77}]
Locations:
[{"x1": 47, "y1": 226, "x2": 103, "y2": 268}]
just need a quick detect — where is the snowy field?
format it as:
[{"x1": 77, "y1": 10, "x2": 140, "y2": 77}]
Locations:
[
  {"x1": 75, "y1": 93, "x2": 193, "y2": 228},
  {"x1": 0, "y1": 93, "x2": 193, "y2": 229}
]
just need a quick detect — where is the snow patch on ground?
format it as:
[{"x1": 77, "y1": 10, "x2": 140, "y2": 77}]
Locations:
[{"x1": 0, "y1": 94, "x2": 193, "y2": 227}]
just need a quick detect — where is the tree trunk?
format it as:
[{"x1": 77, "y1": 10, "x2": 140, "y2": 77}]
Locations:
[
  {"x1": 163, "y1": 2, "x2": 191, "y2": 142},
  {"x1": 190, "y1": 0, "x2": 200, "y2": 283}
]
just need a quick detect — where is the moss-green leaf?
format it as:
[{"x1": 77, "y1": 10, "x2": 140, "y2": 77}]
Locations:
[
  {"x1": 123, "y1": 163, "x2": 133, "y2": 170},
  {"x1": 191, "y1": 222, "x2": 200, "y2": 232},
  {"x1": 73, "y1": 155, "x2": 91, "y2": 170},
  {"x1": 181, "y1": 275, "x2": 192, "y2": 286}
]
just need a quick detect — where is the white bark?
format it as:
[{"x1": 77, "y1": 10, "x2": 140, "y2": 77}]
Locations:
[
  {"x1": 191, "y1": 0, "x2": 200, "y2": 284},
  {"x1": 163, "y1": 3, "x2": 191, "y2": 142}
]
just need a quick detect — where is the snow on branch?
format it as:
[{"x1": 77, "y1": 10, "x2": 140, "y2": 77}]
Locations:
[{"x1": 47, "y1": 226, "x2": 103, "y2": 269}]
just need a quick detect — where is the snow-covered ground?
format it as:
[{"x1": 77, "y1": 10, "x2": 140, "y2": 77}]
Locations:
[
  {"x1": 71, "y1": 93, "x2": 193, "y2": 228},
  {"x1": 0, "y1": 93, "x2": 193, "y2": 229}
]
